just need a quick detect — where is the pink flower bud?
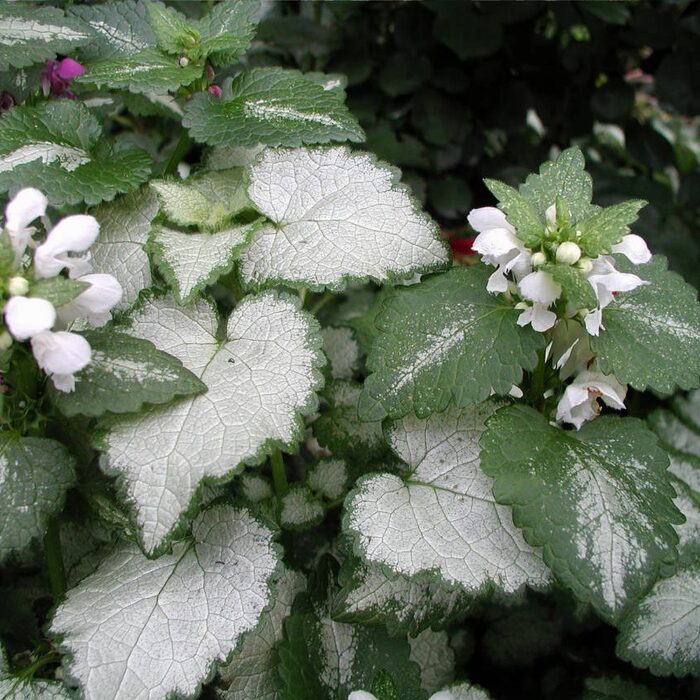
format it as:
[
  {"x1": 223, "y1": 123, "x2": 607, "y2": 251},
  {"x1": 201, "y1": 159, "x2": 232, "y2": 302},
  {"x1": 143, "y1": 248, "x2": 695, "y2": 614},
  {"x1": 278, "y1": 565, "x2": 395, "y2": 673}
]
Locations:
[
  {"x1": 208, "y1": 85, "x2": 222, "y2": 97},
  {"x1": 56, "y1": 57, "x2": 85, "y2": 80}
]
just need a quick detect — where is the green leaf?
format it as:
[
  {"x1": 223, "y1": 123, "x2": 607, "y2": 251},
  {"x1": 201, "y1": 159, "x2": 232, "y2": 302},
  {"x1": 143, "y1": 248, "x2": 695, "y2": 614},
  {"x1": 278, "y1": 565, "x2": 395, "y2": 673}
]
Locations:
[
  {"x1": 1, "y1": 644, "x2": 73, "y2": 699},
  {"x1": 0, "y1": 434, "x2": 75, "y2": 563},
  {"x1": 150, "y1": 168, "x2": 250, "y2": 231},
  {"x1": 581, "y1": 676, "x2": 658, "y2": 700},
  {"x1": 591, "y1": 256, "x2": 700, "y2": 394},
  {"x1": 51, "y1": 505, "x2": 279, "y2": 699},
  {"x1": 617, "y1": 561, "x2": 700, "y2": 677},
  {"x1": 149, "y1": 222, "x2": 258, "y2": 304},
  {"x1": 279, "y1": 598, "x2": 426, "y2": 700},
  {"x1": 69, "y1": 0, "x2": 156, "y2": 61},
  {"x1": 280, "y1": 485, "x2": 324, "y2": 531},
  {"x1": 307, "y1": 458, "x2": 347, "y2": 500},
  {"x1": 196, "y1": 0, "x2": 261, "y2": 66},
  {"x1": 0, "y1": 100, "x2": 152, "y2": 206},
  {"x1": 30, "y1": 277, "x2": 90, "y2": 307},
  {"x1": 332, "y1": 557, "x2": 470, "y2": 637},
  {"x1": 51, "y1": 330, "x2": 206, "y2": 418},
  {"x1": 147, "y1": 1, "x2": 198, "y2": 56},
  {"x1": 240, "y1": 147, "x2": 448, "y2": 291},
  {"x1": 433, "y1": 4, "x2": 502, "y2": 60},
  {"x1": 345, "y1": 401, "x2": 550, "y2": 595},
  {"x1": 0, "y1": 4, "x2": 91, "y2": 71},
  {"x1": 519, "y1": 146, "x2": 599, "y2": 222},
  {"x1": 76, "y1": 46, "x2": 201, "y2": 95},
  {"x1": 218, "y1": 568, "x2": 305, "y2": 700},
  {"x1": 483, "y1": 179, "x2": 544, "y2": 248},
  {"x1": 89, "y1": 188, "x2": 160, "y2": 309},
  {"x1": 98, "y1": 293, "x2": 324, "y2": 556},
  {"x1": 314, "y1": 380, "x2": 386, "y2": 462},
  {"x1": 542, "y1": 263, "x2": 598, "y2": 310},
  {"x1": 576, "y1": 199, "x2": 647, "y2": 258},
  {"x1": 480, "y1": 406, "x2": 682, "y2": 623},
  {"x1": 182, "y1": 67, "x2": 365, "y2": 147},
  {"x1": 320, "y1": 327, "x2": 360, "y2": 381},
  {"x1": 360, "y1": 266, "x2": 544, "y2": 420},
  {"x1": 408, "y1": 629, "x2": 455, "y2": 694}
]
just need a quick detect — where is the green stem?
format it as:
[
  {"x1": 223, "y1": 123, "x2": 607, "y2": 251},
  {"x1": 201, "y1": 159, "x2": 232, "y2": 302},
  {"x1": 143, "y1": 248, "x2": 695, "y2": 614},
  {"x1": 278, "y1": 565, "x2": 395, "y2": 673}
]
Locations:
[
  {"x1": 163, "y1": 130, "x2": 191, "y2": 176},
  {"x1": 43, "y1": 518, "x2": 65, "y2": 604},
  {"x1": 270, "y1": 450, "x2": 288, "y2": 497},
  {"x1": 309, "y1": 291, "x2": 333, "y2": 316},
  {"x1": 18, "y1": 652, "x2": 56, "y2": 681},
  {"x1": 530, "y1": 350, "x2": 547, "y2": 412}
]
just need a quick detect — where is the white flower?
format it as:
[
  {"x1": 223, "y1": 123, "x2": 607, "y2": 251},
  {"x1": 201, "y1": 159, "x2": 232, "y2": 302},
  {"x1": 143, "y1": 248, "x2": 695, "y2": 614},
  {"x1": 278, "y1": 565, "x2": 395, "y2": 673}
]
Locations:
[
  {"x1": 584, "y1": 256, "x2": 648, "y2": 336},
  {"x1": 4, "y1": 296, "x2": 56, "y2": 340},
  {"x1": 34, "y1": 214, "x2": 99, "y2": 279},
  {"x1": 555, "y1": 370, "x2": 627, "y2": 429},
  {"x1": 4, "y1": 187, "x2": 47, "y2": 259},
  {"x1": 516, "y1": 302, "x2": 557, "y2": 332},
  {"x1": 57, "y1": 273, "x2": 123, "y2": 327},
  {"x1": 468, "y1": 206, "x2": 532, "y2": 293},
  {"x1": 30, "y1": 330, "x2": 91, "y2": 392},
  {"x1": 611, "y1": 234, "x2": 651, "y2": 264},
  {"x1": 348, "y1": 693, "x2": 377, "y2": 700}
]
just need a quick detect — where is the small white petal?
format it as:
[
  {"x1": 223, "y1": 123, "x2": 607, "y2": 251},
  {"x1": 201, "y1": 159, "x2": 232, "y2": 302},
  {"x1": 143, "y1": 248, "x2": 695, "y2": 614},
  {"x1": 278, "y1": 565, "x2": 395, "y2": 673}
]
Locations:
[
  {"x1": 529, "y1": 303, "x2": 557, "y2": 332},
  {"x1": 31, "y1": 330, "x2": 91, "y2": 377},
  {"x1": 5, "y1": 187, "x2": 47, "y2": 233},
  {"x1": 518, "y1": 271, "x2": 562, "y2": 305},
  {"x1": 58, "y1": 273, "x2": 123, "y2": 327},
  {"x1": 51, "y1": 373, "x2": 77, "y2": 393},
  {"x1": 611, "y1": 234, "x2": 651, "y2": 264},
  {"x1": 509, "y1": 385, "x2": 524, "y2": 398},
  {"x1": 545, "y1": 203, "x2": 557, "y2": 228},
  {"x1": 584, "y1": 308, "x2": 604, "y2": 336},
  {"x1": 554, "y1": 339, "x2": 580, "y2": 370},
  {"x1": 556, "y1": 370, "x2": 626, "y2": 429},
  {"x1": 34, "y1": 215, "x2": 99, "y2": 278},
  {"x1": 4, "y1": 296, "x2": 56, "y2": 340},
  {"x1": 348, "y1": 693, "x2": 378, "y2": 700},
  {"x1": 467, "y1": 206, "x2": 513, "y2": 234},
  {"x1": 587, "y1": 271, "x2": 648, "y2": 308},
  {"x1": 486, "y1": 266, "x2": 509, "y2": 293}
]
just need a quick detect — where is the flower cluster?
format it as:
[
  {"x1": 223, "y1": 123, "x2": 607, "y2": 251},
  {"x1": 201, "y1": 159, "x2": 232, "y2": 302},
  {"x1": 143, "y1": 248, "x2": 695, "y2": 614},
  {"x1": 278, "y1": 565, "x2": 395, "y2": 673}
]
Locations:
[
  {"x1": 468, "y1": 201, "x2": 651, "y2": 429},
  {"x1": 1, "y1": 188, "x2": 122, "y2": 392}
]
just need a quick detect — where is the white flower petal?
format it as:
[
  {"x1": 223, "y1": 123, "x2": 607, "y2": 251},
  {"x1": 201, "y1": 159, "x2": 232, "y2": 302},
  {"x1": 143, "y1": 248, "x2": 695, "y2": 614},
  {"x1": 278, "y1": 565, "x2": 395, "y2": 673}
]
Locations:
[
  {"x1": 348, "y1": 693, "x2": 378, "y2": 700},
  {"x1": 587, "y1": 271, "x2": 648, "y2": 308},
  {"x1": 584, "y1": 308, "x2": 604, "y2": 336},
  {"x1": 472, "y1": 228, "x2": 523, "y2": 265},
  {"x1": 30, "y1": 330, "x2": 91, "y2": 377},
  {"x1": 34, "y1": 215, "x2": 99, "y2": 278},
  {"x1": 467, "y1": 206, "x2": 513, "y2": 234},
  {"x1": 611, "y1": 234, "x2": 651, "y2": 264},
  {"x1": 518, "y1": 271, "x2": 562, "y2": 305},
  {"x1": 58, "y1": 273, "x2": 123, "y2": 327},
  {"x1": 4, "y1": 296, "x2": 56, "y2": 340},
  {"x1": 51, "y1": 373, "x2": 77, "y2": 393},
  {"x1": 5, "y1": 187, "x2": 47, "y2": 233},
  {"x1": 529, "y1": 303, "x2": 557, "y2": 332},
  {"x1": 486, "y1": 266, "x2": 509, "y2": 293},
  {"x1": 554, "y1": 338, "x2": 580, "y2": 370}
]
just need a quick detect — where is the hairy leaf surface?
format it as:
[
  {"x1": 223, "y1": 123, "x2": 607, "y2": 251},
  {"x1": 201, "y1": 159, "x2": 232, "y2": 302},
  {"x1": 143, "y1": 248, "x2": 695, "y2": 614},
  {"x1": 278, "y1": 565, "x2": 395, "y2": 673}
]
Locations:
[
  {"x1": 51, "y1": 505, "x2": 279, "y2": 700},
  {"x1": 345, "y1": 401, "x2": 550, "y2": 595},
  {"x1": 240, "y1": 147, "x2": 449, "y2": 290},
  {"x1": 99, "y1": 293, "x2": 324, "y2": 555}
]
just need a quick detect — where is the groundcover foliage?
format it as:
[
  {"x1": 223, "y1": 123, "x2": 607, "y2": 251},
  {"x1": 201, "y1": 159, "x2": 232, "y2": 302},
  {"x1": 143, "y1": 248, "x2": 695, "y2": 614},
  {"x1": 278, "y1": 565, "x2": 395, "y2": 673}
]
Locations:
[{"x1": 0, "y1": 1, "x2": 699, "y2": 699}]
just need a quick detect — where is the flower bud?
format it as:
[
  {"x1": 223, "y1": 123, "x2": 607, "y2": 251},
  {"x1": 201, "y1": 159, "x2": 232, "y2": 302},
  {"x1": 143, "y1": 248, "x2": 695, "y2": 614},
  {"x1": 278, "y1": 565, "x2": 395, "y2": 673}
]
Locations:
[
  {"x1": 577, "y1": 257, "x2": 593, "y2": 274},
  {"x1": 0, "y1": 330, "x2": 12, "y2": 350},
  {"x1": 7, "y1": 276, "x2": 29, "y2": 296},
  {"x1": 555, "y1": 241, "x2": 581, "y2": 265},
  {"x1": 545, "y1": 204, "x2": 557, "y2": 230},
  {"x1": 178, "y1": 56, "x2": 189, "y2": 68},
  {"x1": 207, "y1": 85, "x2": 222, "y2": 97},
  {"x1": 531, "y1": 251, "x2": 547, "y2": 268}
]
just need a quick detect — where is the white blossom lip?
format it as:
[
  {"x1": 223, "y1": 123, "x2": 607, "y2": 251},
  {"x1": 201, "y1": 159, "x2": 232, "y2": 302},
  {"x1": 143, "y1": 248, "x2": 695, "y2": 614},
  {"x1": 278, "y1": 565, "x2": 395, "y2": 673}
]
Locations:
[{"x1": 555, "y1": 369, "x2": 627, "y2": 429}]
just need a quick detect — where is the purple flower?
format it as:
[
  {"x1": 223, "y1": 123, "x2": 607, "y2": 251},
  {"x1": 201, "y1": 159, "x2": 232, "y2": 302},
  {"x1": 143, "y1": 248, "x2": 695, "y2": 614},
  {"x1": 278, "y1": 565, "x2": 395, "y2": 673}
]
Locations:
[
  {"x1": 41, "y1": 57, "x2": 85, "y2": 98},
  {"x1": 208, "y1": 85, "x2": 222, "y2": 97}
]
